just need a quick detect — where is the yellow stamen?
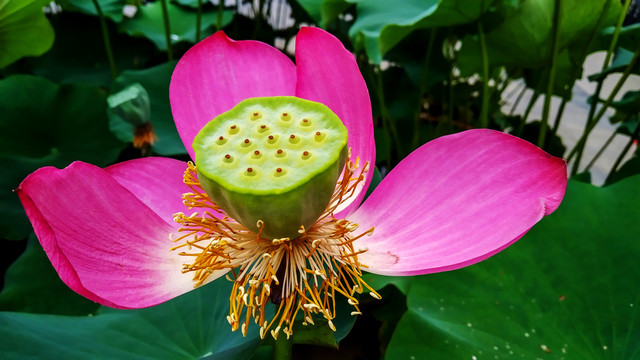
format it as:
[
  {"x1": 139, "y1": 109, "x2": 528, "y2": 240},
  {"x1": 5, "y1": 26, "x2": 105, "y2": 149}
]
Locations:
[{"x1": 172, "y1": 153, "x2": 381, "y2": 339}]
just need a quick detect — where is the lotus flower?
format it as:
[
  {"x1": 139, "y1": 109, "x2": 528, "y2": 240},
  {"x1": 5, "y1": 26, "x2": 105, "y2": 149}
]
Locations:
[{"x1": 17, "y1": 27, "x2": 567, "y2": 340}]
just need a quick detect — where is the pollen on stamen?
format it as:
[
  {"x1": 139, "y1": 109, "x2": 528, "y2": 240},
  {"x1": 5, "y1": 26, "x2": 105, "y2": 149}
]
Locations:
[{"x1": 172, "y1": 153, "x2": 379, "y2": 339}]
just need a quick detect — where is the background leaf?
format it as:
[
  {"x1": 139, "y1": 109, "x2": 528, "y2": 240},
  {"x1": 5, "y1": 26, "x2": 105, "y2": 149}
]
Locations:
[
  {"x1": 348, "y1": 0, "x2": 492, "y2": 63},
  {"x1": 385, "y1": 177, "x2": 640, "y2": 359},
  {"x1": 0, "y1": 278, "x2": 262, "y2": 359},
  {"x1": 0, "y1": 235, "x2": 99, "y2": 315},
  {"x1": 0, "y1": 0, "x2": 54, "y2": 68},
  {"x1": 0, "y1": 75, "x2": 125, "y2": 240},
  {"x1": 119, "y1": 1, "x2": 234, "y2": 51},
  {"x1": 112, "y1": 61, "x2": 187, "y2": 155}
]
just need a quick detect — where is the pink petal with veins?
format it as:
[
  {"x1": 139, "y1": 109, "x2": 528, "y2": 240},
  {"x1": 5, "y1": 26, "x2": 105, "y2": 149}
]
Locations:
[
  {"x1": 170, "y1": 31, "x2": 297, "y2": 160},
  {"x1": 295, "y1": 27, "x2": 375, "y2": 217},
  {"x1": 16, "y1": 162, "x2": 214, "y2": 309},
  {"x1": 351, "y1": 129, "x2": 567, "y2": 276}
]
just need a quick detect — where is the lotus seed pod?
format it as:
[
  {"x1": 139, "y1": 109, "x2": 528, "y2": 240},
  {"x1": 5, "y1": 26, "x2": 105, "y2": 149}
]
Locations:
[{"x1": 193, "y1": 96, "x2": 348, "y2": 239}]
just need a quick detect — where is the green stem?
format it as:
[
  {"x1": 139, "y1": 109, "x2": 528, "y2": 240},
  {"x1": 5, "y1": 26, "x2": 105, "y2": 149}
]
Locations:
[
  {"x1": 447, "y1": 65, "x2": 455, "y2": 129},
  {"x1": 272, "y1": 336, "x2": 293, "y2": 360},
  {"x1": 568, "y1": 45, "x2": 640, "y2": 174},
  {"x1": 509, "y1": 84, "x2": 527, "y2": 116},
  {"x1": 160, "y1": 0, "x2": 173, "y2": 61},
  {"x1": 605, "y1": 120, "x2": 639, "y2": 183},
  {"x1": 537, "y1": 0, "x2": 562, "y2": 148},
  {"x1": 516, "y1": 89, "x2": 540, "y2": 137},
  {"x1": 92, "y1": 0, "x2": 117, "y2": 78},
  {"x1": 374, "y1": 67, "x2": 401, "y2": 161},
  {"x1": 217, "y1": 0, "x2": 224, "y2": 30},
  {"x1": 551, "y1": 0, "x2": 613, "y2": 139},
  {"x1": 252, "y1": 0, "x2": 264, "y2": 39},
  {"x1": 411, "y1": 28, "x2": 437, "y2": 149},
  {"x1": 478, "y1": 20, "x2": 490, "y2": 128},
  {"x1": 584, "y1": 130, "x2": 617, "y2": 171},
  {"x1": 568, "y1": 0, "x2": 631, "y2": 172},
  {"x1": 195, "y1": 0, "x2": 202, "y2": 42},
  {"x1": 550, "y1": 97, "x2": 568, "y2": 135}
]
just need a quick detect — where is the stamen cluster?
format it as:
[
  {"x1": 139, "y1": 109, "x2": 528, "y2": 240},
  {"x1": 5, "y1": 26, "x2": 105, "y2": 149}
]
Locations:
[{"x1": 171, "y1": 154, "x2": 380, "y2": 339}]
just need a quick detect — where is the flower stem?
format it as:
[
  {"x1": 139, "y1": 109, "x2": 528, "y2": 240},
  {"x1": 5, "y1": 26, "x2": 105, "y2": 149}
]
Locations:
[
  {"x1": 92, "y1": 0, "x2": 117, "y2": 79},
  {"x1": 551, "y1": 0, "x2": 614, "y2": 139},
  {"x1": 195, "y1": 0, "x2": 202, "y2": 42},
  {"x1": 568, "y1": 45, "x2": 640, "y2": 174},
  {"x1": 516, "y1": 89, "x2": 540, "y2": 137},
  {"x1": 550, "y1": 97, "x2": 567, "y2": 135},
  {"x1": 411, "y1": 28, "x2": 437, "y2": 149},
  {"x1": 537, "y1": 0, "x2": 562, "y2": 148},
  {"x1": 252, "y1": 0, "x2": 264, "y2": 39},
  {"x1": 160, "y1": 0, "x2": 173, "y2": 61},
  {"x1": 447, "y1": 64, "x2": 455, "y2": 129},
  {"x1": 568, "y1": 0, "x2": 631, "y2": 173},
  {"x1": 509, "y1": 84, "x2": 527, "y2": 116},
  {"x1": 605, "y1": 118, "x2": 638, "y2": 183},
  {"x1": 217, "y1": 0, "x2": 224, "y2": 30},
  {"x1": 369, "y1": 64, "x2": 401, "y2": 163},
  {"x1": 583, "y1": 129, "x2": 617, "y2": 172},
  {"x1": 478, "y1": 20, "x2": 490, "y2": 128},
  {"x1": 272, "y1": 335, "x2": 293, "y2": 360}
]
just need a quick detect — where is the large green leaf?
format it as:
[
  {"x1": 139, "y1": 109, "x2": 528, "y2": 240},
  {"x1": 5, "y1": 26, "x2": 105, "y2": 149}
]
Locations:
[
  {"x1": 63, "y1": 0, "x2": 126, "y2": 22},
  {"x1": 296, "y1": 0, "x2": 352, "y2": 27},
  {"x1": 385, "y1": 177, "x2": 640, "y2": 359},
  {"x1": 458, "y1": 0, "x2": 622, "y2": 75},
  {"x1": 119, "y1": 1, "x2": 233, "y2": 51},
  {"x1": 588, "y1": 47, "x2": 640, "y2": 82},
  {"x1": 0, "y1": 75, "x2": 125, "y2": 240},
  {"x1": 348, "y1": 0, "x2": 492, "y2": 63},
  {"x1": 0, "y1": 278, "x2": 262, "y2": 359},
  {"x1": 111, "y1": 62, "x2": 187, "y2": 155},
  {"x1": 0, "y1": 0, "x2": 54, "y2": 68},
  {"x1": 28, "y1": 11, "x2": 156, "y2": 87},
  {"x1": 0, "y1": 235, "x2": 99, "y2": 315},
  {"x1": 596, "y1": 23, "x2": 640, "y2": 54}
]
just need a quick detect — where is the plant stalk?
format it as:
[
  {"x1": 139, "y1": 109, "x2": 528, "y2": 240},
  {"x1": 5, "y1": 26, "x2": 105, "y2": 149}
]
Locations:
[
  {"x1": 538, "y1": 0, "x2": 562, "y2": 148},
  {"x1": 411, "y1": 28, "x2": 437, "y2": 149},
  {"x1": 478, "y1": 20, "x2": 490, "y2": 128},
  {"x1": 195, "y1": 0, "x2": 202, "y2": 42},
  {"x1": 217, "y1": 0, "x2": 225, "y2": 30},
  {"x1": 568, "y1": 0, "x2": 632, "y2": 173},
  {"x1": 568, "y1": 45, "x2": 640, "y2": 174},
  {"x1": 272, "y1": 335, "x2": 293, "y2": 360},
  {"x1": 92, "y1": 0, "x2": 118, "y2": 79},
  {"x1": 516, "y1": 89, "x2": 540, "y2": 137},
  {"x1": 605, "y1": 119, "x2": 639, "y2": 183},
  {"x1": 551, "y1": 0, "x2": 614, "y2": 138},
  {"x1": 584, "y1": 130, "x2": 617, "y2": 171},
  {"x1": 160, "y1": 0, "x2": 173, "y2": 61}
]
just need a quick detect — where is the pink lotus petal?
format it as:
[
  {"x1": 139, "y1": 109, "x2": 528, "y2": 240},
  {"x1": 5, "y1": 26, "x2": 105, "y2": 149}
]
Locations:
[
  {"x1": 105, "y1": 157, "x2": 189, "y2": 225},
  {"x1": 294, "y1": 27, "x2": 375, "y2": 217},
  {"x1": 170, "y1": 31, "x2": 297, "y2": 160},
  {"x1": 350, "y1": 129, "x2": 567, "y2": 276},
  {"x1": 17, "y1": 162, "x2": 208, "y2": 309}
]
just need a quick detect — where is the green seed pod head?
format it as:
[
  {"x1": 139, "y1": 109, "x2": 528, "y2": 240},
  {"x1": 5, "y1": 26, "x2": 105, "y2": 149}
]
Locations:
[{"x1": 193, "y1": 96, "x2": 348, "y2": 239}]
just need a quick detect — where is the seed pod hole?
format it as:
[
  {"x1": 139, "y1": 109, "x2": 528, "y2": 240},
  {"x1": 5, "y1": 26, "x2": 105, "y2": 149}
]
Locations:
[
  {"x1": 216, "y1": 136, "x2": 227, "y2": 145},
  {"x1": 250, "y1": 111, "x2": 262, "y2": 120}
]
